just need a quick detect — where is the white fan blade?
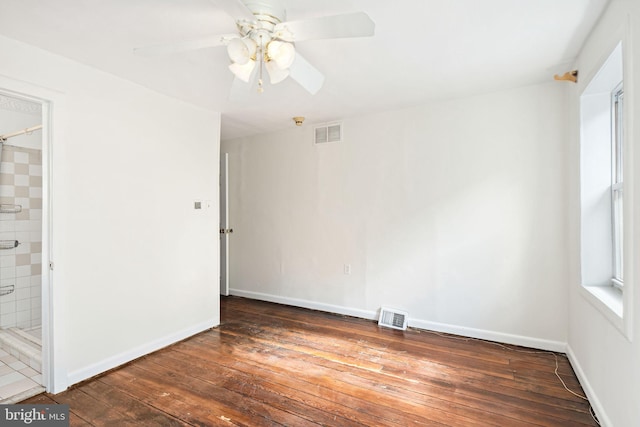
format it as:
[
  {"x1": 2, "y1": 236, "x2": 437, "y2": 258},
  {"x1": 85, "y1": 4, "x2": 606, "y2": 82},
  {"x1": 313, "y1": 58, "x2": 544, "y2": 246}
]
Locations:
[
  {"x1": 275, "y1": 12, "x2": 375, "y2": 42},
  {"x1": 134, "y1": 34, "x2": 234, "y2": 56},
  {"x1": 289, "y1": 53, "x2": 325, "y2": 95},
  {"x1": 210, "y1": 0, "x2": 255, "y2": 22}
]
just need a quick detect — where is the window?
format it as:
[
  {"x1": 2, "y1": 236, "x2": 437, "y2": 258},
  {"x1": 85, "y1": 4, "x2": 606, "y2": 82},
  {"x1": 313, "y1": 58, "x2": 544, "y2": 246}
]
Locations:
[
  {"x1": 611, "y1": 84, "x2": 623, "y2": 289},
  {"x1": 579, "y1": 41, "x2": 631, "y2": 334}
]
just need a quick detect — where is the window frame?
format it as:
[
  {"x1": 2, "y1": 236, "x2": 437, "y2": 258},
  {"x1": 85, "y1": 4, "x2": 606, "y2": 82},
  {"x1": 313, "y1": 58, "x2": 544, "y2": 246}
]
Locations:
[
  {"x1": 611, "y1": 83, "x2": 624, "y2": 289},
  {"x1": 578, "y1": 40, "x2": 633, "y2": 340}
]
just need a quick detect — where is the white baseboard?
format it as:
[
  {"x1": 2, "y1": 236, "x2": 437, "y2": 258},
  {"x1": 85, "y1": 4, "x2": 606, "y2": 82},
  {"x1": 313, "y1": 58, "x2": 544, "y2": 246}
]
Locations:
[
  {"x1": 230, "y1": 288, "x2": 566, "y2": 352},
  {"x1": 66, "y1": 319, "x2": 217, "y2": 388},
  {"x1": 230, "y1": 289, "x2": 378, "y2": 320},
  {"x1": 566, "y1": 345, "x2": 610, "y2": 427},
  {"x1": 409, "y1": 319, "x2": 567, "y2": 352}
]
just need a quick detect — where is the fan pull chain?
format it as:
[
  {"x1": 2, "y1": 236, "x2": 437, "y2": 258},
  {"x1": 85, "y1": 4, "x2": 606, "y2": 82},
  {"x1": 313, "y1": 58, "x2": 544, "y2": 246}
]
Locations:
[{"x1": 257, "y1": 35, "x2": 264, "y2": 93}]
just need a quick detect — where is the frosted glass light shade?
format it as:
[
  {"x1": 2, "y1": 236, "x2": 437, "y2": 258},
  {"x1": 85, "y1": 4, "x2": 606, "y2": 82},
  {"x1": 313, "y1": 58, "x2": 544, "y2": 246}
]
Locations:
[
  {"x1": 227, "y1": 38, "x2": 257, "y2": 65},
  {"x1": 266, "y1": 40, "x2": 295, "y2": 69},
  {"x1": 229, "y1": 60, "x2": 256, "y2": 82}
]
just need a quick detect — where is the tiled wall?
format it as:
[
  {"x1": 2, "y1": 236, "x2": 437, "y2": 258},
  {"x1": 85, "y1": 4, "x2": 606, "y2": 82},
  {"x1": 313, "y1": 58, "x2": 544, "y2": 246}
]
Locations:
[{"x1": 0, "y1": 145, "x2": 42, "y2": 329}]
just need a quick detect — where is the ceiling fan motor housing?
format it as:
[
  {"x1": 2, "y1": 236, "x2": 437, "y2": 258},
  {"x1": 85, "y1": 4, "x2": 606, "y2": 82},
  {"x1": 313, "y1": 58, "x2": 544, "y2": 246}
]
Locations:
[
  {"x1": 237, "y1": 1, "x2": 288, "y2": 48},
  {"x1": 243, "y1": 0, "x2": 286, "y2": 25}
]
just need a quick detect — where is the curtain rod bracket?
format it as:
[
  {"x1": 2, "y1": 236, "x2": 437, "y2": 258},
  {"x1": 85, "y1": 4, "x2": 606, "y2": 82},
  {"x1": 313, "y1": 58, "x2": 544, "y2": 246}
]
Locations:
[{"x1": 554, "y1": 70, "x2": 578, "y2": 83}]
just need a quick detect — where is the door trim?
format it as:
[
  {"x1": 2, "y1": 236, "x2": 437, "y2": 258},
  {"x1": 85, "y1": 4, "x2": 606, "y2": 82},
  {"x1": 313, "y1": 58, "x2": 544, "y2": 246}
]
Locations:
[
  {"x1": 220, "y1": 152, "x2": 230, "y2": 296},
  {"x1": 0, "y1": 76, "x2": 68, "y2": 393}
]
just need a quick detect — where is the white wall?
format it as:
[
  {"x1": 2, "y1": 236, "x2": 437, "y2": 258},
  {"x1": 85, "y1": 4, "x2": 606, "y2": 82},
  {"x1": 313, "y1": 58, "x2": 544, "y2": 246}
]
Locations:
[
  {"x1": 0, "y1": 35, "x2": 221, "y2": 392},
  {"x1": 223, "y1": 81, "x2": 569, "y2": 350},
  {"x1": 567, "y1": 1, "x2": 640, "y2": 426}
]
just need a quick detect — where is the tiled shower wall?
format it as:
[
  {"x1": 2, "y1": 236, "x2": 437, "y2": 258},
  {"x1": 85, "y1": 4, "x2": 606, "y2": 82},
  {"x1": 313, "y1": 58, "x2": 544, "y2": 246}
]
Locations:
[{"x1": 0, "y1": 145, "x2": 42, "y2": 329}]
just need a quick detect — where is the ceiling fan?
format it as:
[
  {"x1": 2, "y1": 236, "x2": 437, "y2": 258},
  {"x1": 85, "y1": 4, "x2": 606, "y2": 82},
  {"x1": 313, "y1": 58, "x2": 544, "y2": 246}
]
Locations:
[{"x1": 134, "y1": 0, "x2": 375, "y2": 95}]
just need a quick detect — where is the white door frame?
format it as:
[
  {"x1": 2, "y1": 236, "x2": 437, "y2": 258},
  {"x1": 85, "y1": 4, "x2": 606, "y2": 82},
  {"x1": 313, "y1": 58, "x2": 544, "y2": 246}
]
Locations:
[
  {"x1": 0, "y1": 76, "x2": 67, "y2": 393},
  {"x1": 220, "y1": 152, "x2": 230, "y2": 296}
]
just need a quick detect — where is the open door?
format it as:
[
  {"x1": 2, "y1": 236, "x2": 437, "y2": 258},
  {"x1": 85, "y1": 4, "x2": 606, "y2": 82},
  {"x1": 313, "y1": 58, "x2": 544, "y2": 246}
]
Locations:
[{"x1": 220, "y1": 152, "x2": 230, "y2": 296}]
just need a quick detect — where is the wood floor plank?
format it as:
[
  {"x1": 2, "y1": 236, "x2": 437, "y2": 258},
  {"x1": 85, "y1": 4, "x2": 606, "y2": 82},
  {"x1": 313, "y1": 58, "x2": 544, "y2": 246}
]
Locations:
[
  {"x1": 219, "y1": 312, "x2": 518, "y2": 380},
  {"x1": 186, "y1": 328, "x2": 591, "y2": 426},
  {"x1": 110, "y1": 363, "x2": 290, "y2": 426},
  {"x1": 128, "y1": 357, "x2": 318, "y2": 427},
  {"x1": 223, "y1": 298, "x2": 589, "y2": 401},
  {"x1": 79, "y1": 380, "x2": 189, "y2": 427},
  {"x1": 163, "y1": 343, "x2": 459, "y2": 426},
  {"x1": 47, "y1": 387, "x2": 144, "y2": 426},
  {"x1": 148, "y1": 350, "x2": 369, "y2": 427},
  {"x1": 210, "y1": 315, "x2": 591, "y2": 415},
  {"x1": 20, "y1": 296, "x2": 598, "y2": 426},
  {"x1": 20, "y1": 394, "x2": 94, "y2": 427}
]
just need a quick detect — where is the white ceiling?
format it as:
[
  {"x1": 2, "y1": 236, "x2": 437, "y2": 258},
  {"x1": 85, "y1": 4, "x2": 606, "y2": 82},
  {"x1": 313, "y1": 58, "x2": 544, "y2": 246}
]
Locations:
[{"x1": 0, "y1": 0, "x2": 608, "y2": 140}]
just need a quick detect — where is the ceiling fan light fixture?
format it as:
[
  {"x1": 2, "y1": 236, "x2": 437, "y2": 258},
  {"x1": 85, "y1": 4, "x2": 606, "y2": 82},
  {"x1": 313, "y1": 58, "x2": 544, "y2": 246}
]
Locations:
[
  {"x1": 227, "y1": 37, "x2": 257, "y2": 65},
  {"x1": 266, "y1": 40, "x2": 296, "y2": 69},
  {"x1": 229, "y1": 60, "x2": 256, "y2": 82}
]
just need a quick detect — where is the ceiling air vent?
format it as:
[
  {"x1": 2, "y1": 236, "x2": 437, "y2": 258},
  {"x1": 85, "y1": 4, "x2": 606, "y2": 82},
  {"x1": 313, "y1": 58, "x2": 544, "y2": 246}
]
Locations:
[
  {"x1": 378, "y1": 307, "x2": 408, "y2": 331},
  {"x1": 314, "y1": 122, "x2": 342, "y2": 144}
]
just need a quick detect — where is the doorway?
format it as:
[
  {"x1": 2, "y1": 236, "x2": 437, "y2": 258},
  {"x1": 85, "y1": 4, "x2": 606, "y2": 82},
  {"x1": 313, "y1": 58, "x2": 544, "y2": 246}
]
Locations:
[{"x1": 0, "y1": 91, "x2": 48, "y2": 402}]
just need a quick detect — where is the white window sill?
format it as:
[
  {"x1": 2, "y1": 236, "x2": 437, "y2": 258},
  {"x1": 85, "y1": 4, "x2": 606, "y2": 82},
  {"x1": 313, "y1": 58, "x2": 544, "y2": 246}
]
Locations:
[{"x1": 580, "y1": 284, "x2": 625, "y2": 334}]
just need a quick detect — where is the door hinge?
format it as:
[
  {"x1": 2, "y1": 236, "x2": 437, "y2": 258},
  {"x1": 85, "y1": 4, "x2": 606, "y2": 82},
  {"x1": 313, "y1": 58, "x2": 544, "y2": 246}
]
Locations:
[{"x1": 49, "y1": 261, "x2": 54, "y2": 271}]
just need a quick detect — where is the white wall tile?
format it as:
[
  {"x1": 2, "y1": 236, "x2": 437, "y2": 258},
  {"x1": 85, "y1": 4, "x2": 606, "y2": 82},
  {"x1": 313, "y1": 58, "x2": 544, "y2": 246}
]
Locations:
[
  {"x1": 14, "y1": 221, "x2": 30, "y2": 232},
  {"x1": 0, "y1": 232, "x2": 16, "y2": 240},
  {"x1": 15, "y1": 265, "x2": 30, "y2": 277},
  {"x1": 0, "y1": 267, "x2": 15, "y2": 279},
  {"x1": 28, "y1": 187, "x2": 42, "y2": 198},
  {"x1": 16, "y1": 298, "x2": 29, "y2": 311},
  {"x1": 28, "y1": 165, "x2": 42, "y2": 177},
  {"x1": 0, "y1": 312, "x2": 16, "y2": 328},
  {"x1": 0, "y1": 186, "x2": 15, "y2": 197},
  {"x1": 0, "y1": 163, "x2": 15, "y2": 174},
  {"x1": 0, "y1": 256, "x2": 15, "y2": 268},
  {"x1": 16, "y1": 310, "x2": 30, "y2": 324},
  {"x1": 14, "y1": 198, "x2": 29, "y2": 210},
  {"x1": 16, "y1": 288, "x2": 29, "y2": 301},
  {"x1": 13, "y1": 152, "x2": 28, "y2": 164},
  {"x1": 0, "y1": 301, "x2": 15, "y2": 314},
  {"x1": 0, "y1": 291, "x2": 15, "y2": 303},
  {"x1": 0, "y1": 222, "x2": 15, "y2": 232},
  {"x1": 16, "y1": 277, "x2": 30, "y2": 289},
  {"x1": 14, "y1": 175, "x2": 29, "y2": 187}
]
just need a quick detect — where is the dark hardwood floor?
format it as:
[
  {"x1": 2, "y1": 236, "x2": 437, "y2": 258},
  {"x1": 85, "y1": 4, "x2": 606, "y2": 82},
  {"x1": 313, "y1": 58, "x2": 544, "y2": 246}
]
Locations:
[{"x1": 23, "y1": 296, "x2": 597, "y2": 426}]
